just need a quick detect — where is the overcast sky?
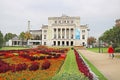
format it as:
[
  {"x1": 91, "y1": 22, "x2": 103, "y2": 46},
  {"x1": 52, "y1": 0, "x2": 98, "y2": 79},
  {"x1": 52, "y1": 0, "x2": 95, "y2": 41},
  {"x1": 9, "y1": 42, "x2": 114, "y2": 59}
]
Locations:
[{"x1": 0, "y1": 0, "x2": 120, "y2": 38}]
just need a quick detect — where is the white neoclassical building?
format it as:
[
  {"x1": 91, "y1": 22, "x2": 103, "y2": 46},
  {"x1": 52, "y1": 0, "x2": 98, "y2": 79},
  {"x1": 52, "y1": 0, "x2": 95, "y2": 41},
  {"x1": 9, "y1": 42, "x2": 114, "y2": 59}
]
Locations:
[
  {"x1": 30, "y1": 15, "x2": 89, "y2": 47},
  {"x1": 8, "y1": 15, "x2": 89, "y2": 47}
]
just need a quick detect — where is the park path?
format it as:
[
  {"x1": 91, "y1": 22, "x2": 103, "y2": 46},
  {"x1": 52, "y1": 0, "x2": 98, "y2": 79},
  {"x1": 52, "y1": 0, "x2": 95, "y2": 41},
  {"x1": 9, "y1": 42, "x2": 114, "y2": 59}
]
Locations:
[{"x1": 78, "y1": 50, "x2": 120, "y2": 80}]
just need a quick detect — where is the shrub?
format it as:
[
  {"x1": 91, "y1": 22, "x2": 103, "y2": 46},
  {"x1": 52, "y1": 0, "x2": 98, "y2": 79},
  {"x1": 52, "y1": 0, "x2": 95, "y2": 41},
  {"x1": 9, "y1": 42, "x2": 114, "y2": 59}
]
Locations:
[
  {"x1": 0, "y1": 60, "x2": 10, "y2": 73},
  {"x1": 41, "y1": 60, "x2": 51, "y2": 70},
  {"x1": 74, "y1": 49, "x2": 93, "y2": 80},
  {"x1": 29, "y1": 62, "x2": 39, "y2": 71},
  {"x1": 39, "y1": 56, "x2": 45, "y2": 60},
  {"x1": 115, "y1": 48, "x2": 120, "y2": 53},
  {"x1": 16, "y1": 63, "x2": 28, "y2": 71},
  {"x1": 53, "y1": 54, "x2": 60, "y2": 58},
  {"x1": 46, "y1": 55, "x2": 52, "y2": 59}
]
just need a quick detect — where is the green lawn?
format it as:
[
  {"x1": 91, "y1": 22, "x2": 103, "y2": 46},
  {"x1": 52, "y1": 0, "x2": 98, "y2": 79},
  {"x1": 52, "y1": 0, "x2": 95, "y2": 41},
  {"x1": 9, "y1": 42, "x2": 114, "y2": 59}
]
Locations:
[
  {"x1": 0, "y1": 46, "x2": 28, "y2": 50},
  {"x1": 52, "y1": 49, "x2": 88, "y2": 80},
  {"x1": 87, "y1": 47, "x2": 108, "y2": 53}
]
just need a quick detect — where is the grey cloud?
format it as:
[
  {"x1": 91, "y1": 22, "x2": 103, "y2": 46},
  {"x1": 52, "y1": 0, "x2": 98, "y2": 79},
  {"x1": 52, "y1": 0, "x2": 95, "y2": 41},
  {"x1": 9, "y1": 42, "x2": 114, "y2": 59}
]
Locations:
[{"x1": 0, "y1": 0, "x2": 120, "y2": 38}]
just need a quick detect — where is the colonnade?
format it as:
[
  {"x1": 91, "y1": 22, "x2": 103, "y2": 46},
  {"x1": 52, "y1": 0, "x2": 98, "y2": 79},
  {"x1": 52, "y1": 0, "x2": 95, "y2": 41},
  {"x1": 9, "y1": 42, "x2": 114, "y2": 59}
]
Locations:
[
  {"x1": 53, "y1": 40, "x2": 74, "y2": 46},
  {"x1": 53, "y1": 28, "x2": 74, "y2": 39}
]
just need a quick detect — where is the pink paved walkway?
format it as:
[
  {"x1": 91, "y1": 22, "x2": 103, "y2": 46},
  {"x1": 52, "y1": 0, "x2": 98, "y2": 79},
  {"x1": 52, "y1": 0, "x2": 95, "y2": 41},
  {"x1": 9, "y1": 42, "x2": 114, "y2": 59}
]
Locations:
[{"x1": 78, "y1": 50, "x2": 120, "y2": 80}]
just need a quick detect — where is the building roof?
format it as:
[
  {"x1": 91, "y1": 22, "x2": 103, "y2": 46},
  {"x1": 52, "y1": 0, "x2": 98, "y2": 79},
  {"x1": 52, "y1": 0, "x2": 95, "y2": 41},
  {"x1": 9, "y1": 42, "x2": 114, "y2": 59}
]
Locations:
[
  {"x1": 30, "y1": 30, "x2": 41, "y2": 32},
  {"x1": 42, "y1": 25, "x2": 48, "y2": 29}
]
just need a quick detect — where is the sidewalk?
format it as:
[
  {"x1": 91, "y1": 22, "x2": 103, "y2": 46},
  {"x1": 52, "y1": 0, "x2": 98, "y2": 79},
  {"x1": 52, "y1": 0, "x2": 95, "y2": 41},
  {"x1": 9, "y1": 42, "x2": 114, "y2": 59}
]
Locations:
[{"x1": 78, "y1": 50, "x2": 120, "y2": 80}]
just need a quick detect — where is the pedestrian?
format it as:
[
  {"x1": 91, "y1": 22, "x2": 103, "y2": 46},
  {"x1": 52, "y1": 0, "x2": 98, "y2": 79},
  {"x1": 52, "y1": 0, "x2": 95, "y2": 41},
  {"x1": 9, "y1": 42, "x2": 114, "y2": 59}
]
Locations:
[{"x1": 108, "y1": 45, "x2": 114, "y2": 59}]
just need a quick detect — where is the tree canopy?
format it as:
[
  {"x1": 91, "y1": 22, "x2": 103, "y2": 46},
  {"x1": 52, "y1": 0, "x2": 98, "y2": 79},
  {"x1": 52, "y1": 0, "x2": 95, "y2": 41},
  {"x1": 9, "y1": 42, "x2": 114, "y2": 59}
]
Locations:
[
  {"x1": 19, "y1": 32, "x2": 25, "y2": 40},
  {"x1": 87, "y1": 36, "x2": 96, "y2": 45},
  {"x1": 0, "y1": 31, "x2": 4, "y2": 48},
  {"x1": 4, "y1": 33, "x2": 17, "y2": 42},
  {"x1": 24, "y1": 32, "x2": 32, "y2": 40},
  {"x1": 99, "y1": 26, "x2": 120, "y2": 47}
]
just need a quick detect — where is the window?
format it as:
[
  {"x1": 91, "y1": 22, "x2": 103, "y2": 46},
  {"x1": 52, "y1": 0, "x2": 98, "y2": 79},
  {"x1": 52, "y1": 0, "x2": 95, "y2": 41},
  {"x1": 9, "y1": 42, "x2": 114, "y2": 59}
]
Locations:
[
  {"x1": 82, "y1": 35, "x2": 85, "y2": 39},
  {"x1": 59, "y1": 20, "x2": 61, "y2": 24},
  {"x1": 71, "y1": 20, "x2": 73, "y2": 23},
  {"x1": 44, "y1": 30, "x2": 47, "y2": 33},
  {"x1": 55, "y1": 21, "x2": 57, "y2": 24},
  {"x1": 82, "y1": 42, "x2": 85, "y2": 46},
  {"x1": 64, "y1": 20, "x2": 66, "y2": 23},
  {"x1": 58, "y1": 35, "x2": 61, "y2": 39},
  {"x1": 44, "y1": 35, "x2": 46, "y2": 39},
  {"x1": 62, "y1": 36, "x2": 64, "y2": 39},
  {"x1": 67, "y1": 20, "x2": 69, "y2": 23},
  {"x1": 54, "y1": 34, "x2": 56, "y2": 39},
  {"x1": 71, "y1": 34, "x2": 73, "y2": 39},
  {"x1": 54, "y1": 29, "x2": 56, "y2": 32},
  {"x1": 82, "y1": 30, "x2": 85, "y2": 33},
  {"x1": 44, "y1": 42, "x2": 46, "y2": 45}
]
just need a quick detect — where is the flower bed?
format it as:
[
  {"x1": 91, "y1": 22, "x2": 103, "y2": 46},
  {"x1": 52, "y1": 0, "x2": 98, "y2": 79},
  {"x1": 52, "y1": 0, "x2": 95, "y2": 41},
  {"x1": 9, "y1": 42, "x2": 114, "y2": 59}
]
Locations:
[
  {"x1": 74, "y1": 49, "x2": 98, "y2": 80},
  {"x1": 0, "y1": 46, "x2": 68, "y2": 80}
]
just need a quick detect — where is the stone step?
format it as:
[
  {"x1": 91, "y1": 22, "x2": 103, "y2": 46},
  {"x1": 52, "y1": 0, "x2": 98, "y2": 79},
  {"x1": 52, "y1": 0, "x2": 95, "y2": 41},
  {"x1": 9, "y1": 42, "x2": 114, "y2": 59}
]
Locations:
[{"x1": 74, "y1": 46, "x2": 86, "y2": 50}]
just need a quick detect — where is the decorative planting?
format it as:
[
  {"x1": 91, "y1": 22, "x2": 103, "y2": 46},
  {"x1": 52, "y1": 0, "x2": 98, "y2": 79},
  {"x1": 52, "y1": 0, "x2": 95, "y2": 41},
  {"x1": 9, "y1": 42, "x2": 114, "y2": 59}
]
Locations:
[
  {"x1": 0, "y1": 46, "x2": 68, "y2": 80},
  {"x1": 74, "y1": 49, "x2": 97, "y2": 80},
  {"x1": 52, "y1": 49, "x2": 88, "y2": 80},
  {"x1": 41, "y1": 60, "x2": 51, "y2": 70}
]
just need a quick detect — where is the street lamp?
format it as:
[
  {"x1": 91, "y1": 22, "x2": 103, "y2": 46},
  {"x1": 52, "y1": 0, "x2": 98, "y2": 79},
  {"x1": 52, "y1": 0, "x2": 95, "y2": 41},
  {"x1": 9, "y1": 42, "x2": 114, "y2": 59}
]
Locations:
[{"x1": 87, "y1": 28, "x2": 90, "y2": 48}]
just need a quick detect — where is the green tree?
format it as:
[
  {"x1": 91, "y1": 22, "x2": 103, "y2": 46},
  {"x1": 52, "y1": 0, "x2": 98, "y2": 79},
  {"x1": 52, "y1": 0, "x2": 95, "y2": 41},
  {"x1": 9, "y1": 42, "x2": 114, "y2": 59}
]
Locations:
[
  {"x1": 87, "y1": 36, "x2": 96, "y2": 45},
  {"x1": 24, "y1": 32, "x2": 32, "y2": 40},
  {"x1": 0, "y1": 31, "x2": 4, "y2": 48},
  {"x1": 19, "y1": 32, "x2": 26, "y2": 46},
  {"x1": 99, "y1": 26, "x2": 120, "y2": 48},
  {"x1": 19, "y1": 32, "x2": 25, "y2": 40},
  {"x1": 4, "y1": 33, "x2": 17, "y2": 42}
]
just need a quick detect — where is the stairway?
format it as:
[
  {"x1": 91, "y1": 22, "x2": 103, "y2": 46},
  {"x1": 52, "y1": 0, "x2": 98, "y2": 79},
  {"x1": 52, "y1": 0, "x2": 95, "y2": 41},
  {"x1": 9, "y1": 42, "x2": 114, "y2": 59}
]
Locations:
[{"x1": 74, "y1": 46, "x2": 86, "y2": 50}]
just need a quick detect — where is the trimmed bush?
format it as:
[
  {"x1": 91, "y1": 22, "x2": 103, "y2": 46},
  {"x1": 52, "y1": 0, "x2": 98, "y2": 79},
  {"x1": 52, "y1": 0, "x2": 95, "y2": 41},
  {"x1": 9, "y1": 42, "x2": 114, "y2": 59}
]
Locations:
[
  {"x1": 115, "y1": 48, "x2": 120, "y2": 53},
  {"x1": 29, "y1": 62, "x2": 39, "y2": 71},
  {"x1": 16, "y1": 63, "x2": 28, "y2": 71},
  {"x1": 41, "y1": 60, "x2": 51, "y2": 70},
  {"x1": 46, "y1": 55, "x2": 52, "y2": 59}
]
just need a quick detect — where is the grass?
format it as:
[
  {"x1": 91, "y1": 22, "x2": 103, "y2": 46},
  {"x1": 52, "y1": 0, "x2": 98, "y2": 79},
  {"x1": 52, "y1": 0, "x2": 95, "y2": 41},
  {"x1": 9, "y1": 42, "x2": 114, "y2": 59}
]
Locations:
[
  {"x1": 52, "y1": 49, "x2": 88, "y2": 80},
  {"x1": 78, "y1": 51, "x2": 107, "y2": 80},
  {"x1": 0, "y1": 46, "x2": 28, "y2": 50},
  {"x1": 87, "y1": 47, "x2": 108, "y2": 53}
]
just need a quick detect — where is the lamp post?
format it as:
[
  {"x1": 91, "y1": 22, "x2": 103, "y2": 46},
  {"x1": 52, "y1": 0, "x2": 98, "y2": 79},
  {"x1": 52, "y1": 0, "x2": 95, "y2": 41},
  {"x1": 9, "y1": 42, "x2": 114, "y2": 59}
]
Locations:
[
  {"x1": 87, "y1": 28, "x2": 90, "y2": 48},
  {"x1": 98, "y1": 38, "x2": 100, "y2": 53}
]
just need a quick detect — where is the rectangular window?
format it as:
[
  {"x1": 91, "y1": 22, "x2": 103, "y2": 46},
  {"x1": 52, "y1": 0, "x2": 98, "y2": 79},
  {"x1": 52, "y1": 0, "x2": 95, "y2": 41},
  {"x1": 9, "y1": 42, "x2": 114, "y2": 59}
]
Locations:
[
  {"x1": 71, "y1": 21, "x2": 73, "y2": 23},
  {"x1": 82, "y1": 30, "x2": 85, "y2": 33},
  {"x1": 82, "y1": 35, "x2": 85, "y2": 39},
  {"x1": 44, "y1": 42, "x2": 46, "y2": 45},
  {"x1": 44, "y1": 30, "x2": 47, "y2": 33},
  {"x1": 54, "y1": 34, "x2": 56, "y2": 39},
  {"x1": 44, "y1": 35, "x2": 46, "y2": 39},
  {"x1": 59, "y1": 21, "x2": 61, "y2": 24},
  {"x1": 55, "y1": 21, "x2": 57, "y2": 24}
]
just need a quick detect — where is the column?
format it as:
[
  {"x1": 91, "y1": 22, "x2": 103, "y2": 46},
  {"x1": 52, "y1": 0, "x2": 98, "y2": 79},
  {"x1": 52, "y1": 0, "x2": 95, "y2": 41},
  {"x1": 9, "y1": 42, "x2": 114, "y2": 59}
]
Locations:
[
  {"x1": 69, "y1": 28, "x2": 71, "y2": 39},
  {"x1": 60, "y1": 41, "x2": 62, "y2": 46},
  {"x1": 69, "y1": 41, "x2": 71, "y2": 46},
  {"x1": 65, "y1": 28, "x2": 66, "y2": 39},
  {"x1": 52, "y1": 28, "x2": 55, "y2": 39},
  {"x1": 60, "y1": 28, "x2": 62, "y2": 39},
  {"x1": 56, "y1": 28, "x2": 58, "y2": 39},
  {"x1": 74, "y1": 28, "x2": 75, "y2": 39},
  {"x1": 61, "y1": 28, "x2": 63, "y2": 39},
  {"x1": 64, "y1": 41, "x2": 66, "y2": 46},
  {"x1": 56, "y1": 41, "x2": 58, "y2": 46},
  {"x1": 17, "y1": 41, "x2": 18, "y2": 46}
]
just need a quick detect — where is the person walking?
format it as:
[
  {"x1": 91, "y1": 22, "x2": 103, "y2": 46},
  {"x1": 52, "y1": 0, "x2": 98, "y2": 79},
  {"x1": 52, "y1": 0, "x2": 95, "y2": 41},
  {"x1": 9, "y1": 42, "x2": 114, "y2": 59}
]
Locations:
[{"x1": 108, "y1": 45, "x2": 114, "y2": 59}]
